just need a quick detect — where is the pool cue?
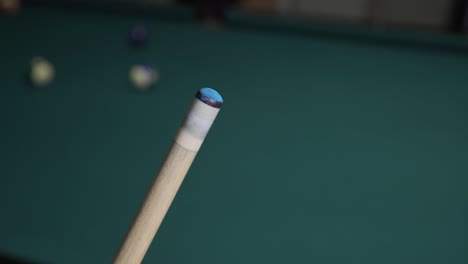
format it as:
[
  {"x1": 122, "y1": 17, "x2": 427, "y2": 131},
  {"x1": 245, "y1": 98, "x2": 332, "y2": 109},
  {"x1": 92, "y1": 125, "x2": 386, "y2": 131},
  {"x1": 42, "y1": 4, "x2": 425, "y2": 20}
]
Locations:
[{"x1": 113, "y1": 88, "x2": 223, "y2": 264}]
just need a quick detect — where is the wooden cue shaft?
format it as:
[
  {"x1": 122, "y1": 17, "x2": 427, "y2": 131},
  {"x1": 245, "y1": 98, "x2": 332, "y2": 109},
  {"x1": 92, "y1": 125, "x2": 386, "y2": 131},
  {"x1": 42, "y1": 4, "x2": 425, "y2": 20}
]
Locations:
[
  {"x1": 113, "y1": 144, "x2": 196, "y2": 264},
  {"x1": 113, "y1": 88, "x2": 223, "y2": 264}
]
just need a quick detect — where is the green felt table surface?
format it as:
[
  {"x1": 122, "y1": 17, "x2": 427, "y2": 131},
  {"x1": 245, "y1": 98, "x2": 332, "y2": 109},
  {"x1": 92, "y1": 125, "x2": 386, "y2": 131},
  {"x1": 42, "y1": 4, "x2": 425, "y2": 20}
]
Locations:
[{"x1": 1, "y1": 4, "x2": 468, "y2": 264}]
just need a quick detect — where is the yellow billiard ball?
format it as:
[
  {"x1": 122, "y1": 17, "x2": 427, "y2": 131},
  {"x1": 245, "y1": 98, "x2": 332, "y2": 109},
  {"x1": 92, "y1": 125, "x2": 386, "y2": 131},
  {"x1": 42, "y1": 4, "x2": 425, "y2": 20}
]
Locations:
[
  {"x1": 129, "y1": 64, "x2": 158, "y2": 91},
  {"x1": 30, "y1": 57, "x2": 55, "y2": 87}
]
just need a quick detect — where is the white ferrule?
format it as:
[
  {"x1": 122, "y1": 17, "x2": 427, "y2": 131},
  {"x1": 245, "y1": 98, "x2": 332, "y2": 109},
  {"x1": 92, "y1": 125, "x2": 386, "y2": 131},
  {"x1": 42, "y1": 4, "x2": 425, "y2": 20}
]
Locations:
[{"x1": 175, "y1": 99, "x2": 220, "y2": 151}]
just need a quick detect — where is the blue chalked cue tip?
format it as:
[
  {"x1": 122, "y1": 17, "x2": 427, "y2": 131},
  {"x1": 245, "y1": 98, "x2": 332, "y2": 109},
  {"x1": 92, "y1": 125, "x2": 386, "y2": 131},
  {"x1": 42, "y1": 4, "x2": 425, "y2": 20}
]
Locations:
[{"x1": 196, "y1": 87, "x2": 223, "y2": 108}]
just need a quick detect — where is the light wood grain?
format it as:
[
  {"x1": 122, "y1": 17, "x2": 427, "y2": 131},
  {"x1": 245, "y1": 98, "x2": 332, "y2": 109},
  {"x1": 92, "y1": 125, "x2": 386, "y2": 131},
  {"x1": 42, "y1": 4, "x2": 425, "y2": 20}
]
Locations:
[
  {"x1": 113, "y1": 95, "x2": 221, "y2": 264},
  {"x1": 113, "y1": 142, "x2": 196, "y2": 264}
]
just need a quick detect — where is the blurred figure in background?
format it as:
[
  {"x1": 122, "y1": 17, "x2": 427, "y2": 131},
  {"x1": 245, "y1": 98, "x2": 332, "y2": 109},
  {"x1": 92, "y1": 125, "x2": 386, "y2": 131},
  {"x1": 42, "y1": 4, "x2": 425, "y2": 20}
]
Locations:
[
  {"x1": 178, "y1": 0, "x2": 238, "y2": 27},
  {"x1": 450, "y1": 0, "x2": 468, "y2": 32},
  {"x1": 0, "y1": 0, "x2": 20, "y2": 15}
]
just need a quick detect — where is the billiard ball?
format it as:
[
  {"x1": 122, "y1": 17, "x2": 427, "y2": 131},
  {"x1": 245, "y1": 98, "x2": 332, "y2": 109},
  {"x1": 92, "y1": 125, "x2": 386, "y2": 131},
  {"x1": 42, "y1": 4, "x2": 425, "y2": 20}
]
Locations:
[
  {"x1": 30, "y1": 57, "x2": 54, "y2": 87},
  {"x1": 128, "y1": 25, "x2": 149, "y2": 47},
  {"x1": 129, "y1": 64, "x2": 158, "y2": 91},
  {"x1": 0, "y1": 0, "x2": 20, "y2": 15}
]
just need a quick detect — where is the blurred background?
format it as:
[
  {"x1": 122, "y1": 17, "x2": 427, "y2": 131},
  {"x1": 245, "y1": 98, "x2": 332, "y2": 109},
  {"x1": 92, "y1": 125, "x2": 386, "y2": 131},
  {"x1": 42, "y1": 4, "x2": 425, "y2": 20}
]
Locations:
[
  {"x1": 4, "y1": 0, "x2": 468, "y2": 33},
  {"x1": 1, "y1": 1, "x2": 468, "y2": 264},
  {"x1": 181, "y1": 0, "x2": 468, "y2": 33}
]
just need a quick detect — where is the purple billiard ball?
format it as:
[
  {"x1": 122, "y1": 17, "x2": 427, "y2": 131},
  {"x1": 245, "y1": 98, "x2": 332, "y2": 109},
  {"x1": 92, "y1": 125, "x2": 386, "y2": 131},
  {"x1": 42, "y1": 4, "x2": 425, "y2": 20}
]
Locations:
[{"x1": 129, "y1": 25, "x2": 149, "y2": 47}]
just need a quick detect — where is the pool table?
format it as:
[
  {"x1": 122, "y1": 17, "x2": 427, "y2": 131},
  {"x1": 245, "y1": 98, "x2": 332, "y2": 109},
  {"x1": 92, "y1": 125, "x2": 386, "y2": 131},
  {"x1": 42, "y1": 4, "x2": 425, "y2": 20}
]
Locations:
[{"x1": 1, "y1": 3, "x2": 468, "y2": 264}]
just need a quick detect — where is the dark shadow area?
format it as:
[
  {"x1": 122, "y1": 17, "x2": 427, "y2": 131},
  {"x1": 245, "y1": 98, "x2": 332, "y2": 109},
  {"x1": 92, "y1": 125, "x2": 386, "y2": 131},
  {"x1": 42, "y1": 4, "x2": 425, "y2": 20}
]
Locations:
[
  {"x1": 0, "y1": 254, "x2": 36, "y2": 264},
  {"x1": 22, "y1": 71, "x2": 33, "y2": 91},
  {"x1": 449, "y1": 0, "x2": 468, "y2": 32},
  {"x1": 22, "y1": 0, "x2": 195, "y2": 23}
]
